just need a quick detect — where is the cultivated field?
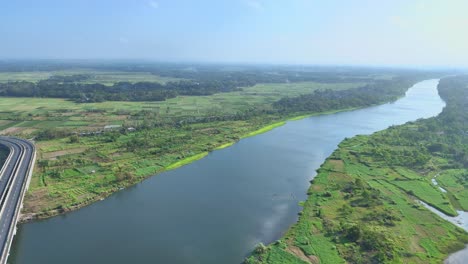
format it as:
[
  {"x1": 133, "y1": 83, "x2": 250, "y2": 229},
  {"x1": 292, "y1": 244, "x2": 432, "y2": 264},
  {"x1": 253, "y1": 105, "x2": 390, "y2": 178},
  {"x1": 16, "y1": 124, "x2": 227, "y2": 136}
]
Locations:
[
  {"x1": 0, "y1": 69, "x2": 180, "y2": 85},
  {"x1": 0, "y1": 81, "x2": 364, "y2": 135}
]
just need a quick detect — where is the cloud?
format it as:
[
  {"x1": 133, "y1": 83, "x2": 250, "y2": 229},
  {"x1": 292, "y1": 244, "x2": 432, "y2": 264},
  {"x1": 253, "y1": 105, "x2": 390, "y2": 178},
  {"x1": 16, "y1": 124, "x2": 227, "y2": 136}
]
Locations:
[
  {"x1": 245, "y1": 0, "x2": 263, "y2": 11},
  {"x1": 148, "y1": 0, "x2": 159, "y2": 9}
]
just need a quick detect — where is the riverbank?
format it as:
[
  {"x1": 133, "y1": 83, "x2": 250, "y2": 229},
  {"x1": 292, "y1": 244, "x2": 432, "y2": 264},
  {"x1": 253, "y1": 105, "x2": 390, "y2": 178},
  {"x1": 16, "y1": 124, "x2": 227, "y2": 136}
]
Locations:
[
  {"x1": 12, "y1": 79, "x2": 453, "y2": 264},
  {"x1": 18, "y1": 102, "x2": 403, "y2": 222},
  {"x1": 247, "y1": 76, "x2": 468, "y2": 263},
  {"x1": 247, "y1": 136, "x2": 468, "y2": 263},
  {"x1": 17, "y1": 107, "x2": 363, "y2": 222},
  {"x1": 18, "y1": 76, "x2": 432, "y2": 222}
]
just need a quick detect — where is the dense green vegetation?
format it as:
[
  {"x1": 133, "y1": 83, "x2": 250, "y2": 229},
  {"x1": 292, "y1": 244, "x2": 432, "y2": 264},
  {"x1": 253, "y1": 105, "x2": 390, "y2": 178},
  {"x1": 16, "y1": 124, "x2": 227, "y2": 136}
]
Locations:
[
  {"x1": 247, "y1": 75, "x2": 468, "y2": 264},
  {"x1": 0, "y1": 78, "x2": 245, "y2": 102},
  {"x1": 0, "y1": 63, "x2": 429, "y2": 103},
  {"x1": 0, "y1": 64, "x2": 440, "y2": 220},
  {"x1": 273, "y1": 78, "x2": 414, "y2": 113}
]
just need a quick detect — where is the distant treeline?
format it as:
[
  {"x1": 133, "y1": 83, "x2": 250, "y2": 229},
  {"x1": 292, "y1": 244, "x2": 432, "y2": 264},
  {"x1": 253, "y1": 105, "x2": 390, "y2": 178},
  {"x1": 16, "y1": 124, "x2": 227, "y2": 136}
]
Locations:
[
  {"x1": 272, "y1": 78, "x2": 415, "y2": 113},
  {"x1": 32, "y1": 76, "x2": 431, "y2": 141},
  {"x1": 0, "y1": 69, "x2": 369, "y2": 103},
  {"x1": 363, "y1": 75, "x2": 468, "y2": 169},
  {"x1": 0, "y1": 78, "x2": 245, "y2": 102},
  {"x1": 134, "y1": 78, "x2": 426, "y2": 127}
]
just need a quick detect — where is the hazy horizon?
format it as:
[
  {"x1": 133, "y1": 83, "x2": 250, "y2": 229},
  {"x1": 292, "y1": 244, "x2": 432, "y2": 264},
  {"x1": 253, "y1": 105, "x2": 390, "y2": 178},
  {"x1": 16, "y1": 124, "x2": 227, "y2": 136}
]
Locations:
[{"x1": 2, "y1": 0, "x2": 468, "y2": 67}]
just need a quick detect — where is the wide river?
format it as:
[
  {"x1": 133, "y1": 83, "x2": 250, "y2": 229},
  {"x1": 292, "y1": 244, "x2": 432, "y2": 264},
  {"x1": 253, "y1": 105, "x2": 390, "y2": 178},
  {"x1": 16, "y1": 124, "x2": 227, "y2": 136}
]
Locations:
[{"x1": 10, "y1": 79, "x2": 446, "y2": 264}]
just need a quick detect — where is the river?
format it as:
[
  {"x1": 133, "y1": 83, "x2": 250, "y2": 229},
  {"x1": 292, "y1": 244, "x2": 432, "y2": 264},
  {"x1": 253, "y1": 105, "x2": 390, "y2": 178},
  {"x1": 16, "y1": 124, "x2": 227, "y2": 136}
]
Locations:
[{"x1": 10, "y1": 79, "x2": 447, "y2": 264}]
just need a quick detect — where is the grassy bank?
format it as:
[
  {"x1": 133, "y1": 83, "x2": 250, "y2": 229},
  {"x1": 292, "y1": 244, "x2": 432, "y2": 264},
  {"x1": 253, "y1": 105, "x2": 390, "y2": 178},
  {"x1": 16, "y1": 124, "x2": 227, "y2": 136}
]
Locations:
[
  {"x1": 19, "y1": 113, "x2": 309, "y2": 220},
  {"x1": 247, "y1": 136, "x2": 467, "y2": 264},
  {"x1": 0, "y1": 70, "x2": 431, "y2": 221},
  {"x1": 165, "y1": 152, "x2": 209, "y2": 170},
  {"x1": 10, "y1": 79, "x2": 379, "y2": 220},
  {"x1": 247, "y1": 76, "x2": 468, "y2": 264},
  {"x1": 19, "y1": 104, "x2": 390, "y2": 221},
  {"x1": 241, "y1": 121, "x2": 286, "y2": 138}
]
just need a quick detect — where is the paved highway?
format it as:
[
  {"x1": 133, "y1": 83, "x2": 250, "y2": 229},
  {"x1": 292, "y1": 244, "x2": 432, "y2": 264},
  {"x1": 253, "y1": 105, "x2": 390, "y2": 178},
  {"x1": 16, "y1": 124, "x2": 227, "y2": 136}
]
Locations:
[{"x1": 0, "y1": 137, "x2": 36, "y2": 264}]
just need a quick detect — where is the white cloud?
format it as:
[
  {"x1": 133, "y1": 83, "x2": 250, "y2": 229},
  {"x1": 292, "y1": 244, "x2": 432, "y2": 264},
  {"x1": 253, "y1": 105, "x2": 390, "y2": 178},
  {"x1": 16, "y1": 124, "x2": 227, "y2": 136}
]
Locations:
[
  {"x1": 148, "y1": 0, "x2": 159, "y2": 9},
  {"x1": 245, "y1": 0, "x2": 263, "y2": 11}
]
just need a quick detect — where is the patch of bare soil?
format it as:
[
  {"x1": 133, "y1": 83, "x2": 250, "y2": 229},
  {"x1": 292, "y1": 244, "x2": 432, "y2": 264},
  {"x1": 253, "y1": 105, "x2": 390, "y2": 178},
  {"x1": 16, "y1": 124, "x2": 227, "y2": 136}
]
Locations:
[
  {"x1": 42, "y1": 147, "x2": 87, "y2": 159},
  {"x1": 287, "y1": 246, "x2": 320, "y2": 264}
]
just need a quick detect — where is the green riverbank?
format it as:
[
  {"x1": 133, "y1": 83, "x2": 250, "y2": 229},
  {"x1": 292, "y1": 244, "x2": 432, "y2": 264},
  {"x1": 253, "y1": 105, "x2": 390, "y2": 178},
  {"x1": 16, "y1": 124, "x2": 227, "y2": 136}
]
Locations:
[
  {"x1": 19, "y1": 76, "x2": 429, "y2": 221},
  {"x1": 246, "y1": 76, "x2": 468, "y2": 264}
]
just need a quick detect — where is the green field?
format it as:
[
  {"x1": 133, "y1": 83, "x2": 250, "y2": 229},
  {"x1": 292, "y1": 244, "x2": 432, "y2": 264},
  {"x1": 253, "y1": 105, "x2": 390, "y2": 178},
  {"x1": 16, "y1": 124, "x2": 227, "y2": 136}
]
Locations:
[
  {"x1": 0, "y1": 78, "x2": 368, "y2": 219},
  {"x1": 247, "y1": 76, "x2": 468, "y2": 264},
  {"x1": 0, "y1": 69, "x2": 180, "y2": 85},
  {"x1": 0, "y1": 72, "x2": 52, "y2": 82},
  {"x1": 437, "y1": 170, "x2": 468, "y2": 211},
  {"x1": 0, "y1": 68, "x2": 430, "y2": 222},
  {"x1": 0, "y1": 81, "x2": 364, "y2": 135},
  {"x1": 247, "y1": 135, "x2": 468, "y2": 264}
]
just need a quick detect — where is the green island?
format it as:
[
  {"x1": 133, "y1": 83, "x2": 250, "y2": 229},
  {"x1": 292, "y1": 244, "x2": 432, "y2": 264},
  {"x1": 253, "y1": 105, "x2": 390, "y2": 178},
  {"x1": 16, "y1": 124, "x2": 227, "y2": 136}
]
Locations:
[
  {"x1": 0, "y1": 64, "x2": 437, "y2": 221},
  {"x1": 246, "y1": 76, "x2": 468, "y2": 263}
]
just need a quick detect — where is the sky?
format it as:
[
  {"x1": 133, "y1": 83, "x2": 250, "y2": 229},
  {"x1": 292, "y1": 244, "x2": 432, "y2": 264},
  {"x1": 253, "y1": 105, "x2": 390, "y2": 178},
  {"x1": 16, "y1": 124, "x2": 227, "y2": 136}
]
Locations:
[{"x1": 1, "y1": 0, "x2": 468, "y2": 67}]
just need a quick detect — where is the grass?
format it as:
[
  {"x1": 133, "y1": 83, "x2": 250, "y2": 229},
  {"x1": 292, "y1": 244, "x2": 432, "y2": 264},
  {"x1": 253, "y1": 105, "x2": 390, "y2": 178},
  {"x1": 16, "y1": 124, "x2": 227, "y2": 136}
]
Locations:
[
  {"x1": 243, "y1": 82, "x2": 365, "y2": 97},
  {"x1": 0, "y1": 69, "x2": 180, "y2": 84},
  {"x1": 165, "y1": 152, "x2": 209, "y2": 170},
  {"x1": 0, "y1": 72, "x2": 52, "y2": 83},
  {"x1": 437, "y1": 170, "x2": 468, "y2": 211},
  {"x1": 0, "y1": 70, "x2": 382, "y2": 219},
  {"x1": 0, "y1": 81, "x2": 365, "y2": 135},
  {"x1": 20, "y1": 117, "x2": 288, "y2": 218},
  {"x1": 214, "y1": 142, "x2": 235, "y2": 150},
  {"x1": 392, "y1": 179, "x2": 457, "y2": 216},
  {"x1": 241, "y1": 121, "x2": 285, "y2": 138}
]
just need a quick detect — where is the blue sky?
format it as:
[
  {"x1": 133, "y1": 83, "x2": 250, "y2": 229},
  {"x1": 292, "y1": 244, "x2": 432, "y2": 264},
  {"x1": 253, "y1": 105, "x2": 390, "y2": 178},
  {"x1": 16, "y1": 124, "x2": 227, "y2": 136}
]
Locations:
[{"x1": 1, "y1": 0, "x2": 468, "y2": 66}]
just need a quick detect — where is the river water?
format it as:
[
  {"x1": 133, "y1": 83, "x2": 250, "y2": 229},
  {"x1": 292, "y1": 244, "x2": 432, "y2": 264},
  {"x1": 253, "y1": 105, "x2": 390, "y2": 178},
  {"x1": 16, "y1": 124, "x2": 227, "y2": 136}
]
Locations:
[{"x1": 10, "y1": 79, "x2": 447, "y2": 264}]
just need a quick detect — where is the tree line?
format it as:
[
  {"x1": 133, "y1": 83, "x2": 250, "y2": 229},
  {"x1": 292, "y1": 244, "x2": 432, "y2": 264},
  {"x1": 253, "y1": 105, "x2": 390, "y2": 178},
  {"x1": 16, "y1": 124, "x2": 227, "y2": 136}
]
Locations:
[
  {"x1": 364, "y1": 75, "x2": 468, "y2": 169},
  {"x1": 272, "y1": 78, "x2": 417, "y2": 113},
  {"x1": 0, "y1": 78, "x2": 245, "y2": 102}
]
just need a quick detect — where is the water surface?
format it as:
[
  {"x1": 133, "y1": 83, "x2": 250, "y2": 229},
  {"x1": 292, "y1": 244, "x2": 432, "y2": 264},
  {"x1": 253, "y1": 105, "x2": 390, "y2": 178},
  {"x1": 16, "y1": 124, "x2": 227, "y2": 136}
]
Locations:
[{"x1": 10, "y1": 79, "x2": 446, "y2": 264}]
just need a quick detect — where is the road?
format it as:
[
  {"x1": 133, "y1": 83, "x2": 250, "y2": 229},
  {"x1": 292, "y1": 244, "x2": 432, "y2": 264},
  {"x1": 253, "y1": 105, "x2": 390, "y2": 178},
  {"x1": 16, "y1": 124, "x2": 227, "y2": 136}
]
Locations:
[{"x1": 0, "y1": 137, "x2": 36, "y2": 264}]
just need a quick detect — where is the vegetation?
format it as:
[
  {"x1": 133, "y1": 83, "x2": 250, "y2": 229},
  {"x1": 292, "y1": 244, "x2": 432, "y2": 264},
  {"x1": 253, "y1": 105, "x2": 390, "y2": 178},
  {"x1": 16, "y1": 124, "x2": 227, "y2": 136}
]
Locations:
[
  {"x1": 0, "y1": 65, "x2": 439, "y2": 220},
  {"x1": 246, "y1": 75, "x2": 468, "y2": 263},
  {"x1": 0, "y1": 70, "x2": 180, "y2": 84},
  {"x1": 273, "y1": 78, "x2": 414, "y2": 113},
  {"x1": 0, "y1": 65, "x2": 369, "y2": 102},
  {"x1": 0, "y1": 64, "x2": 428, "y2": 103}
]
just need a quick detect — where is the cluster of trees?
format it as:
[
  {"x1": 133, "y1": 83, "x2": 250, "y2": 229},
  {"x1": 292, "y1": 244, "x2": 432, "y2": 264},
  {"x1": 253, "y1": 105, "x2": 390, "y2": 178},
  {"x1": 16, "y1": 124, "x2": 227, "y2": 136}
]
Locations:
[
  {"x1": 0, "y1": 78, "x2": 245, "y2": 102},
  {"x1": 272, "y1": 78, "x2": 415, "y2": 113},
  {"x1": 35, "y1": 128, "x2": 72, "y2": 140},
  {"x1": 26, "y1": 76, "x2": 427, "y2": 141},
  {"x1": 366, "y1": 75, "x2": 468, "y2": 169},
  {"x1": 319, "y1": 179, "x2": 401, "y2": 263},
  {"x1": 0, "y1": 69, "x2": 383, "y2": 103},
  {"x1": 1, "y1": 63, "x2": 425, "y2": 103}
]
